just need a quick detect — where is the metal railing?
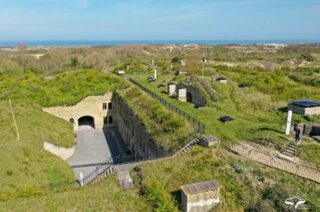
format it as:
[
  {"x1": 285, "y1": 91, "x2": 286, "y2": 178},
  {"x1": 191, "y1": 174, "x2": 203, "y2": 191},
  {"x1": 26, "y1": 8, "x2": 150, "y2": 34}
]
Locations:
[
  {"x1": 79, "y1": 155, "x2": 135, "y2": 185},
  {"x1": 128, "y1": 78, "x2": 206, "y2": 133},
  {"x1": 81, "y1": 158, "x2": 114, "y2": 185},
  {"x1": 79, "y1": 136, "x2": 201, "y2": 186}
]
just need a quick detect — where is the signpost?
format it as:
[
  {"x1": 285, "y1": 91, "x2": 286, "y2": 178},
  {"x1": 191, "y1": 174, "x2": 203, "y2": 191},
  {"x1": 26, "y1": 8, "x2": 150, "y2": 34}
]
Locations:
[
  {"x1": 286, "y1": 110, "x2": 293, "y2": 135},
  {"x1": 9, "y1": 99, "x2": 20, "y2": 141}
]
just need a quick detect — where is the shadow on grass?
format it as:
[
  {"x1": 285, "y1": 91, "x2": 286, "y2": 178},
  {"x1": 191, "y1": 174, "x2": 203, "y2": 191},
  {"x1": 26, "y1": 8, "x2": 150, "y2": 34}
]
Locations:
[
  {"x1": 278, "y1": 107, "x2": 288, "y2": 113},
  {"x1": 259, "y1": 127, "x2": 283, "y2": 134},
  {"x1": 171, "y1": 190, "x2": 181, "y2": 209}
]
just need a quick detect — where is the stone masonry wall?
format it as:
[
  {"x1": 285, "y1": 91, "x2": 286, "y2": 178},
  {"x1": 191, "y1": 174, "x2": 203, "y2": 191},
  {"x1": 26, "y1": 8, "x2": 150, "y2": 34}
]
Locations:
[
  {"x1": 43, "y1": 92, "x2": 115, "y2": 130},
  {"x1": 113, "y1": 93, "x2": 166, "y2": 160},
  {"x1": 43, "y1": 92, "x2": 168, "y2": 161}
]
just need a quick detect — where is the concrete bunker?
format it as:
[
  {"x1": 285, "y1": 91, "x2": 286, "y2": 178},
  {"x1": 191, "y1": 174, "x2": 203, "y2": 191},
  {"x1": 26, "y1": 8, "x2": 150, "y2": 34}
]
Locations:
[
  {"x1": 78, "y1": 116, "x2": 95, "y2": 128},
  {"x1": 187, "y1": 91, "x2": 193, "y2": 103},
  {"x1": 43, "y1": 92, "x2": 167, "y2": 162},
  {"x1": 43, "y1": 92, "x2": 114, "y2": 131},
  {"x1": 167, "y1": 82, "x2": 206, "y2": 108}
]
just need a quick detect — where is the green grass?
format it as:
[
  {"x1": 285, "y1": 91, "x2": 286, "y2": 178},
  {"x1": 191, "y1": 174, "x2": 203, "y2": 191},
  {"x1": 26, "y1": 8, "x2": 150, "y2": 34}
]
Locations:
[
  {"x1": 0, "y1": 176, "x2": 151, "y2": 212},
  {"x1": 298, "y1": 140, "x2": 320, "y2": 168},
  {"x1": 129, "y1": 70, "x2": 320, "y2": 166},
  {"x1": 0, "y1": 69, "x2": 127, "y2": 107},
  {"x1": 132, "y1": 146, "x2": 320, "y2": 211},
  {"x1": 0, "y1": 68, "x2": 196, "y2": 207},
  {"x1": 0, "y1": 69, "x2": 130, "y2": 201},
  {"x1": 130, "y1": 74, "x2": 287, "y2": 145},
  {"x1": 1, "y1": 63, "x2": 320, "y2": 211},
  {"x1": 0, "y1": 101, "x2": 75, "y2": 201},
  {"x1": 117, "y1": 85, "x2": 195, "y2": 153}
]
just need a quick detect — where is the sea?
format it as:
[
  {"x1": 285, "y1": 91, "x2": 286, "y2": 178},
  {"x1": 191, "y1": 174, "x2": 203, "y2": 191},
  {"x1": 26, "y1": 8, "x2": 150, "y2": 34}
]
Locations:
[{"x1": 0, "y1": 40, "x2": 319, "y2": 47}]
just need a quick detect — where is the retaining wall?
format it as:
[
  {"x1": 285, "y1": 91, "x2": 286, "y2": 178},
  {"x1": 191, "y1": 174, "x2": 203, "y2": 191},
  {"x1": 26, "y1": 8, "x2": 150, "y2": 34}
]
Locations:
[
  {"x1": 43, "y1": 141, "x2": 75, "y2": 161},
  {"x1": 113, "y1": 93, "x2": 166, "y2": 160}
]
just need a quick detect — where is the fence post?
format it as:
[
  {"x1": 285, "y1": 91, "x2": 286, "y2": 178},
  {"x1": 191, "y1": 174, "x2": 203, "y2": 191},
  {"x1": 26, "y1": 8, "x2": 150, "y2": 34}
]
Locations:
[
  {"x1": 80, "y1": 172, "x2": 84, "y2": 187},
  {"x1": 128, "y1": 77, "x2": 206, "y2": 134}
]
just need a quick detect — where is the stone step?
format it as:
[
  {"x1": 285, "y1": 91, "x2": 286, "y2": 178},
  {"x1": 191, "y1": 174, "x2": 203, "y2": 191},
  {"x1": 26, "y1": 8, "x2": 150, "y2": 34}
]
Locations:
[
  {"x1": 287, "y1": 145, "x2": 296, "y2": 150},
  {"x1": 281, "y1": 141, "x2": 298, "y2": 157},
  {"x1": 282, "y1": 151, "x2": 294, "y2": 157},
  {"x1": 287, "y1": 144, "x2": 297, "y2": 149},
  {"x1": 282, "y1": 150, "x2": 295, "y2": 155},
  {"x1": 284, "y1": 148, "x2": 295, "y2": 153}
]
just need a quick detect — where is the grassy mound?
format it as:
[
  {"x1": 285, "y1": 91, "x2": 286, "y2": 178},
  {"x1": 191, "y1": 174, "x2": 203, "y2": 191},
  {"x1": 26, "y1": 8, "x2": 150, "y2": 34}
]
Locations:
[
  {"x1": 0, "y1": 101, "x2": 75, "y2": 201},
  {"x1": 130, "y1": 71, "x2": 320, "y2": 166},
  {"x1": 0, "y1": 176, "x2": 150, "y2": 211},
  {"x1": 132, "y1": 146, "x2": 320, "y2": 211},
  {"x1": 117, "y1": 85, "x2": 195, "y2": 153},
  {"x1": 0, "y1": 69, "x2": 129, "y2": 201},
  {"x1": 0, "y1": 69, "x2": 127, "y2": 107}
]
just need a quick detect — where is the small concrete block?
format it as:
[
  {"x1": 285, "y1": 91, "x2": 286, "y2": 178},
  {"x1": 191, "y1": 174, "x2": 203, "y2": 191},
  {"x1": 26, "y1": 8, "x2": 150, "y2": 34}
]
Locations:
[
  {"x1": 312, "y1": 136, "x2": 320, "y2": 143},
  {"x1": 199, "y1": 135, "x2": 220, "y2": 147}
]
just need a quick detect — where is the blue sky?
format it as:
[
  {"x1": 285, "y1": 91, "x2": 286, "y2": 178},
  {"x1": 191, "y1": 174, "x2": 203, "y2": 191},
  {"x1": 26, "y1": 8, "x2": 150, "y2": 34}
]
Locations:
[{"x1": 0, "y1": 0, "x2": 319, "y2": 41}]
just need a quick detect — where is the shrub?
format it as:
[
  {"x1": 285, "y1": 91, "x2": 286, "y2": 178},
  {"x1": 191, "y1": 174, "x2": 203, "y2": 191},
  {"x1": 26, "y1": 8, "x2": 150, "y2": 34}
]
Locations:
[
  {"x1": 6, "y1": 170, "x2": 13, "y2": 176},
  {"x1": 142, "y1": 181, "x2": 178, "y2": 212}
]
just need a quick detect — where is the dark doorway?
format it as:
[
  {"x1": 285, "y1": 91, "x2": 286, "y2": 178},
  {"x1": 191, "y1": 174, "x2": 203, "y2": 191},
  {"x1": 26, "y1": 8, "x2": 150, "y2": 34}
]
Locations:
[
  {"x1": 78, "y1": 116, "x2": 95, "y2": 128},
  {"x1": 108, "y1": 116, "x2": 113, "y2": 124},
  {"x1": 187, "y1": 92, "x2": 193, "y2": 103}
]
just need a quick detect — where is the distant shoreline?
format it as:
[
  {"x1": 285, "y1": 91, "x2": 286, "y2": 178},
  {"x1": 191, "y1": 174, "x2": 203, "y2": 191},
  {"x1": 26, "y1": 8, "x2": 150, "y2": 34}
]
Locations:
[{"x1": 0, "y1": 40, "x2": 320, "y2": 47}]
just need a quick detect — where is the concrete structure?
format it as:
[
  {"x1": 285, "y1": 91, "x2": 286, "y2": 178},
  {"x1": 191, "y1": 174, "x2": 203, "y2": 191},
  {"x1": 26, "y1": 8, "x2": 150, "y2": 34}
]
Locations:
[
  {"x1": 230, "y1": 143, "x2": 320, "y2": 183},
  {"x1": 177, "y1": 85, "x2": 187, "y2": 102},
  {"x1": 117, "y1": 170, "x2": 134, "y2": 190},
  {"x1": 215, "y1": 77, "x2": 227, "y2": 84},
  {"x1": 183, "y1": 83, "x2": 206, "y2": 108},
  {"x1": 167, "y1": 81, "x2": 206, "y2": 107},
  {"x1": 286, "y1": 110, "x2": 293, "y2": 135},
  {"x1": 114, "y1": 94, "x2": 166, "y2": 160},
  {"x1": 167, "y1": 82, "x2": 176, "y2": 97},
  {"x1": 43, "y1": 141, "x2": 75, "y2": 160},
  {"x1": 43, "y1": 92, "x2": 115, "y2": 130},
  {"x1": 313, "y1": 136, "x2": 320, "y2": 143},
  {"x1": 44, "y1": 92, "x2": 167, "y2": 161},
  {"x1": 67, "y1": 126, "x2": 127, "y2": 182},
  {"x1": 288, "y1": 100, "x2": 320, "y2": 115},
  {"x1": 117, "y1": 70, "x2": 125, "y2": 75},
  {"x1": 296, "y1": 123, "x2": 320, "y2": 137},
  {"x1": 181, "y1": 180, "x2": 221, "y2": 212},
  {"x1": 199, "y1": 135, "x2": 220, "y2": 147}
]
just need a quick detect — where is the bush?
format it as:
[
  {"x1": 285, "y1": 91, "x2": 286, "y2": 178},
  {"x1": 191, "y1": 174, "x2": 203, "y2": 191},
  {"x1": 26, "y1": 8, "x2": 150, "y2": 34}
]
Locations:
[
  {"x1": 6, "y1": 170, "x2": 13, "y2": 176},
  {"x1": 142, "y1": 181, "x2": 178, "y2": 212}
]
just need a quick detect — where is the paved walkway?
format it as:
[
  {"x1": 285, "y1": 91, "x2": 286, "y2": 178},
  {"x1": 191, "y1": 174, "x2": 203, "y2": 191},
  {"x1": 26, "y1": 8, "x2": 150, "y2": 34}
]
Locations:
[{"x1": 67, "y1": 126, "x2": 126, "y2": 181}]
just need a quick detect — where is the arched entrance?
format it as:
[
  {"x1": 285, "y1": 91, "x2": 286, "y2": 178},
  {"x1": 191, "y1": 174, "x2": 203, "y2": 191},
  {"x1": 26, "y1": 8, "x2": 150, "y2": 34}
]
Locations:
[
  {"x1": 78, "y1": 116, "x2": 95, "y2": 128},
  {"x1": 187, "y1": 92, "x2": 193, "y2": 103}
]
